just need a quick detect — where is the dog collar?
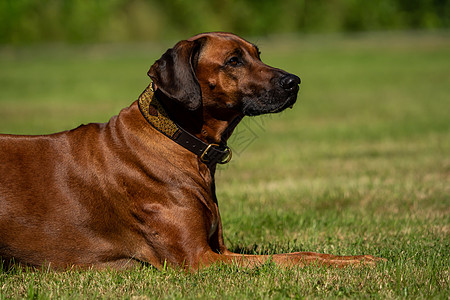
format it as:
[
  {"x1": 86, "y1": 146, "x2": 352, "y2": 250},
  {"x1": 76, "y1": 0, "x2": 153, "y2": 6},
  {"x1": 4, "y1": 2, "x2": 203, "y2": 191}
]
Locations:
[{"x1": 137, "y1": 84, "x2": 232, "y2": 168}]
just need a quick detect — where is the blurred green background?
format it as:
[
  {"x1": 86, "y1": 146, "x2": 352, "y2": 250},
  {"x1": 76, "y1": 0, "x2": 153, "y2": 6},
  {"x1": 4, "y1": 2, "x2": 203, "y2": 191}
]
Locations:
[{"x1": 1, "y1": 0, "x2": 449, "y2": 44}]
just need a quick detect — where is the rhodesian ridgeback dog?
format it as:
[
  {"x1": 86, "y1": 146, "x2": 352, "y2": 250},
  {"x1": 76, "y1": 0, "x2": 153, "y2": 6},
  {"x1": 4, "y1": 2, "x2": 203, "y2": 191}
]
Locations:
[{"x1": 0, "y1": 32, "x2": 383, "y2": 270}]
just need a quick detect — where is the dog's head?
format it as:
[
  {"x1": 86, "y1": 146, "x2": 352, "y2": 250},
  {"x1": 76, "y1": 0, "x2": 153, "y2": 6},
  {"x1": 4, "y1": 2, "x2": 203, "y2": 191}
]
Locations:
[{"x1": 148, "y1": 32, "x2": 300, "y2": 117}]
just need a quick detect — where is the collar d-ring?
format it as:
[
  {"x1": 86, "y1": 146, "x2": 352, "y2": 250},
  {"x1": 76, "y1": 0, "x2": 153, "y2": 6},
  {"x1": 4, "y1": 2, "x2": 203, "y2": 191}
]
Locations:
[{"x1": 218, "y1": 145, "x2": 232, "y2": 164}]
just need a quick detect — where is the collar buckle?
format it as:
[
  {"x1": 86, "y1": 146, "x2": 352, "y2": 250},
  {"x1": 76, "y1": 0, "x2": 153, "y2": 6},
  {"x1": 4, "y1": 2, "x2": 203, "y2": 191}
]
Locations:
[{"x1": 200, "y1": 144, "x2": 233, "y2": 165}]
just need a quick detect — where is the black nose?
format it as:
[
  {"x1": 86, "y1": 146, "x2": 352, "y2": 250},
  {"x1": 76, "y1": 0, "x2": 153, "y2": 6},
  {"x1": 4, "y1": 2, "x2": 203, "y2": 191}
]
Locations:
[{"x1": 280, "y1": 74, "x2": 301, "y2": 91}]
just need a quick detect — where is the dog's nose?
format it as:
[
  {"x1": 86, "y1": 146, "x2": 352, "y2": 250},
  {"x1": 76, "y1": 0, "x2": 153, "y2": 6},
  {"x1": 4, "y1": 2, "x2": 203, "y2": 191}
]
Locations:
[{"x1": 280, "y1": 74, "x2": 301, "y2": 91}]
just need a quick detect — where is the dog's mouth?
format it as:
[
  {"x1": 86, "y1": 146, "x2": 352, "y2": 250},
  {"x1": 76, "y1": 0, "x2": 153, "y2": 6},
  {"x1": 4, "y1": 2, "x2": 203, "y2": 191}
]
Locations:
[
  {"x1": 242, "y1": 92, "x2": 299, "y2": 116},
  {"x1": 269, "y1": 95, "x2": 298, "y2": 114}
]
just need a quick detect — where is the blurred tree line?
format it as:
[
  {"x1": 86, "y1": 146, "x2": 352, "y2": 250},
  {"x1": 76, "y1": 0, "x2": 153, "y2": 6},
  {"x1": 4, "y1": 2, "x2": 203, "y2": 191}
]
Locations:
[{"x1": 1, "y1": 0, "x2": 449, "y2": 44}]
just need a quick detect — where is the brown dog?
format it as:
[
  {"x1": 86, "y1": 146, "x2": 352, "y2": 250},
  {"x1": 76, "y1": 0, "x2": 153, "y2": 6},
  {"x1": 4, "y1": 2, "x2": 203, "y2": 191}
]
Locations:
[{"x1": 0, "y1": 32, "x2": 382, "y2": 270}]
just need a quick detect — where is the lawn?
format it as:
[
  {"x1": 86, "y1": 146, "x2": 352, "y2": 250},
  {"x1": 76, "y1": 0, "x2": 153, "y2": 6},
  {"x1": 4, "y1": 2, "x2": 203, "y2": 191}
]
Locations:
[{"x1": 0, "y1": 31, "x2": 449, "y2": 298}]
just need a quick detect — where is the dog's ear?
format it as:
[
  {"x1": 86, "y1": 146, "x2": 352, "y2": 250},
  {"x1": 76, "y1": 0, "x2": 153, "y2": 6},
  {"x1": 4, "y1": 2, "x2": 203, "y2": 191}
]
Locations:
[{"x1": 148, "y1": 38, "x2": 205, "y2": 111}]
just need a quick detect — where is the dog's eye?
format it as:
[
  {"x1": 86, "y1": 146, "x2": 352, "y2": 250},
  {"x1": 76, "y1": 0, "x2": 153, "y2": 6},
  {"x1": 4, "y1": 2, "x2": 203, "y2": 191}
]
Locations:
[{"x1": 227, "y1": 57, "x2": 241, "y2": 67}]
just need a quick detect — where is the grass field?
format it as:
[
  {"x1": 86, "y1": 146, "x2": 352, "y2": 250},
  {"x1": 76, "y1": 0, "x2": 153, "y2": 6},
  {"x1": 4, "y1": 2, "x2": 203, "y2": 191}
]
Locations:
[{"x1": 0, "y1": 31, "x2": 449, "y2": 298}]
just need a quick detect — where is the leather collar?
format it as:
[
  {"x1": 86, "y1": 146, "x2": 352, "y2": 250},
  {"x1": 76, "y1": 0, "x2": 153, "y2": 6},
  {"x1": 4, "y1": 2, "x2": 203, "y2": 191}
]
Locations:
[{"x1": 137, "y1": 84, "x2": 232, "y2": 169}]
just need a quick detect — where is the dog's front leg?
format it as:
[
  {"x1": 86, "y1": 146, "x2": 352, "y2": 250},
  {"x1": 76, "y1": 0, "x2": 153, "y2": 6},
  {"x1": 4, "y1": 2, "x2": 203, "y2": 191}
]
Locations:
[{"x1": 195, "y1": 250, "x2": 385, "y2": 270}]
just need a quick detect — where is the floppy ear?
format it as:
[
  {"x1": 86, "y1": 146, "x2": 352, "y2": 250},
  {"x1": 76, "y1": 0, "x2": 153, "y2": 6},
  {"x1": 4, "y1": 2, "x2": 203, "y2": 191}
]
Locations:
[{"x1": 148, "y1": 38, "x2": 205, "y2": 111}]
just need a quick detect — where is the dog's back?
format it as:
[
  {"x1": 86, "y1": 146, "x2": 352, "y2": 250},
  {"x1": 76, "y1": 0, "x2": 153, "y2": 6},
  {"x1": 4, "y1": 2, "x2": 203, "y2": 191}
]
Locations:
[{"x1": 0, "y1": 111, "x2": 133, "y2": 268}]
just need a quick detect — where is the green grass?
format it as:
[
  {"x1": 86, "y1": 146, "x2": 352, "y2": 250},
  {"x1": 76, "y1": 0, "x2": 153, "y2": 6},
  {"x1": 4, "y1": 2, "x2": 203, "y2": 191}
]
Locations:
[{"x1": 1, "y1": 32, "x2": 449, "y2": 299}]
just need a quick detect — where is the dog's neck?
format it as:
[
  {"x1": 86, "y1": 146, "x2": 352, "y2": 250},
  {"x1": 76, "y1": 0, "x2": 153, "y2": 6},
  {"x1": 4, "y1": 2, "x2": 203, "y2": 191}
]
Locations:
[
  {"x1": 138, "y1": 84, "x2": 236, "y2": 168},
  {"x1": 199, "y1": 107, "x2": 243, "y2": 145},
  {"x1": 144, "y1": 84, "x2": 242, "y2": 145}
]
